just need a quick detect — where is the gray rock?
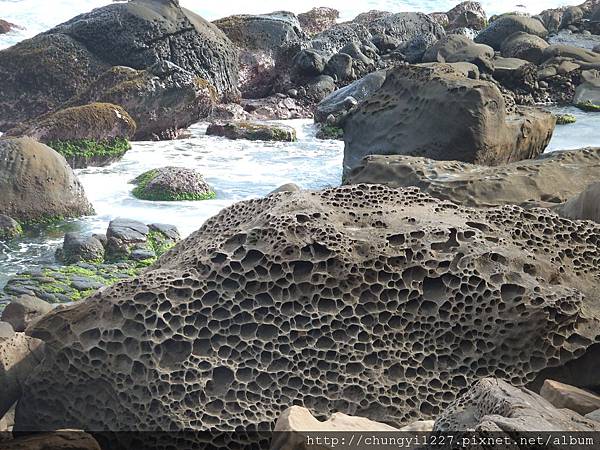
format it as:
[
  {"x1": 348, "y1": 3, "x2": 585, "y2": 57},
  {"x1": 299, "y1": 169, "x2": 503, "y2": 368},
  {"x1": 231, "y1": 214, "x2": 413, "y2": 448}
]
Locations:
[
  {"x1": 422, "y1": 34, "x2": 495, "y2": 71},
  {"x1": 540, "y1": 379, "x2": 600, "y2": 415},
  {"x1": 446, "y1": 1, "x2": 487, "y2": 31},
  {"x1": 475, "y1": 14, "x2": 548, "y2": 50},
  {"x1": 293, "y1": 49, "x2": 328, "y2": 76},
  {"x1": 129, "y1": 248, "x2": 157, "y2": 262},
  {"x1": 1, "y1": 295, "x2": 53, "y2": 332},
  {"x1": 149, "y1": 224, "x2": 181, "y2": 242},
  {"x1": 574, "y1": 69, "x2": 600, "y2": 107},
  {"x1": 396, "y1": 32, "x2": 440, "y2": 63},
  {"x1": 107, "y1": 218, "x2": 149, "y2": 243},
  {"x1": 560, "y1": 6, "x2": 584, "y2": 30},
  {"x1": 304, "y1": 75, "x2": 336, "y2": 102},
  {"x1": 58, "y1": 233, "x2": 105, "y2": 264},
  {"x1": 501, "y1": 31, "x2": 549, "y2": 64},
  {"x1": 269, "y1": 183, "x2": 301, "y2": 195},
  {"x1": 298, "y1": 7, "x2": 339, "y2": 37},
  {"x1": 543, "y1": 44, "x2": 600, "y2": 64},
  {"x1": 206, "y1": 121, "x2": 297, "y2": 142},
  {"x1": 586, "y1": 409, "x2": 600, "y2": 422},
  {"x1": 0, "y1": 322, "x2": 14, "y2": 340},
  {"x1": 131, "y1": 167, "x2": 215, "y2": 202},
  {"x1": 0, "y1": 215, "x2": 22, "y2": 240},
  {"x1": 324, "y1": 53, "x2": 353, "y2": 81}
]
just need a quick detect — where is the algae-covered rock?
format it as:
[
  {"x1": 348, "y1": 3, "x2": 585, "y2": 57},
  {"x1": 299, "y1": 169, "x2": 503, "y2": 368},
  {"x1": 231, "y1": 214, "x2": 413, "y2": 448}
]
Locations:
[
  {"x1": 131, "y1": 167, "x2": 216, "y2": 202},
  {"x1": 0, "y1": 216, "x2": 22, "y2": 241},
  {"x1": 206, "y1": 121, "x2": 297, "y2": 141}
]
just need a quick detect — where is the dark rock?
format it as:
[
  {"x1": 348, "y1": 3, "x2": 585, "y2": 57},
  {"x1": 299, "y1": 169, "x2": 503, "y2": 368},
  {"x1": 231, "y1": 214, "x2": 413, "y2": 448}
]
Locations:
[
  {"x1": 560, "y1": 6, "x2": 585, "y2": 30},
  {"x1": 446, "y1": 1, "x2": 487, "y2": 31},
  {"x1": 501, "y1": 32, "x2": 549, "y2": 64},
  {"x1": 543, "y1": 44, "x2": 600, "y2": 64},
  {"x1": 324, "y1": 53, "x2": 354, "y2": 81},
  {"x1": 537, "y1": 8, "x2": 564, "y2": 34},
  {"x1": 57, "y1": 233, "x2": 105, "y2": 265},
  {"x1": 298, "y1": 7, "x2": 339, "y2": 37},
  {"x1": 149, "y1": 224, "x2": 181, "y2": 242},
  {"x1": 129, "y1": 248, "x2": 157, "y2": 262},
  {"x1": 293, "y1": 49, "x2": 328, "y2": 76},
  {"x1": 396, "y1": 32, "x2": 440, "y2": 63},
  {"x1": 107, "y1": 219, "x2": 149, "y2": 244},
  {"x1": 475, "y1": 14, "x2": 548, "y2": 50},
  {"x1": 240, "y1": 96, "x2": 311, "y2": 120},
  {"x1": 209, "y1": 103, "x2": 250, "y2": 122},
  {"x1": 304, "y1": 75, "x2": 336, "y2": 102},
  {"x1": 0, "y1": 138, "x2": 94, "y2": 224},
  {"x1": 2, "y1": 295, "x2": 52, "y2": 332},
  {"x1": 435, "y1": 378, "x2": 600, "y2": 432},
  {"x1": 131, "y1": 167, "x2": 215, "y2": 202},
  {"x1": 342, "y1": 64, "x2": 555, "y2": 175},
  {"x1": 422, "y1": 34, "x2": 494, "y2": 71},
  {"x1": 574, "y1": 69, "x2": 600, "y2": 107},
  {"x1": 0, "y1": 19, "x2": 22, "y2": 34},
  {"x1": 206, "y1": 121, "x2": 297, "y2": 142},
  {"x1": 0, "y1": 216, "x2": 22, "y2": 240}
]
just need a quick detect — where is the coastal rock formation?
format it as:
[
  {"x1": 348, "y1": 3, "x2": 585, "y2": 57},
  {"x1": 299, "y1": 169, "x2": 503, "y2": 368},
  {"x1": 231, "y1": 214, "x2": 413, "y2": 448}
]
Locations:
[
  {"x1": 131, "y1": 167, "x2": 216, "y2": 202},
  {"x1": 345, "y1": 148, "x2": 600, "y2": 208},
  {"x1": 16, "y1": 185, "x2": 600, "y2": 438},
  {"x1": 435, "y1": 378, "x2": 600, "y2": 432},
  {"x1": 422, "y1": 35, "x2": 495, "y2": 71},
  {"x1": 207, "y1": 121, "x2": 297, "y2": 141},
  {"x1": 475, "y1": 15, "x2": 548, "y2": 50},
  {"x1": 0, "y1": 216, "x2": 22, "y2": 241},
  {"x1": 445, "y1": 2, "x2": 487, "y2": 31},
  {"x1": 0, "y1": 19, "x2": 21, "y2": 34},
  {"x1": 0, "y1": 0, "x2": 238, "y2": 130},
  {"x1": 574, "y1": 69, "x2": 600, "y2": 108},
  {"x1": 1, "y1": 296, "x2": 53, "y2": 332},
  {"x1": 500, "y1": 32, "x2": 549, "y2": 64},
  {"x1": 298, "y1": 8, "x2": 339, "y2": 37},
  {"x1": 342, "y1": 64, "x2": 555, "y2": 175},
  {"x1": 540, "y1": 379, "x2": 600, "y2": 415},
  {"x1": 0, "y1": 138, "x2": 94, "y2": 224},
  {"x1": 0, "y1": 431, "x2": 101, "y2": 450}
]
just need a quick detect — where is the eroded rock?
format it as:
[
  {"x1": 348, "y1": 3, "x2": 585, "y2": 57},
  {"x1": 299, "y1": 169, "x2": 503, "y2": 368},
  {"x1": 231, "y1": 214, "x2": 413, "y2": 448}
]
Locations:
[
  {"x1": 131, "y1": 167, "x2": 215, "y2": 202},
  {"x1": 475, "y1": 14, "x2": 548, "y2": 50},
  {"x1": 1, "y1": 296, "x2": 53, "y2": 333},
  {"x1": 540, "y1": 379, "x2": 600, "y2": 415},
  {"x1": 206, "y1": 121, "x2": 297, "y2": 142}
]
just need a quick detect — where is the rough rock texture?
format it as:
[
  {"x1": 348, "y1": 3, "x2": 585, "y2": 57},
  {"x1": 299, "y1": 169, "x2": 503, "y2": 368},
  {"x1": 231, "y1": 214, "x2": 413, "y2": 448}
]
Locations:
[
  {"x1": 57, "y1": 233, "x2": 106, "y2": 265},
  {"x1": 422, "y1": 35, "x2": 494, "y2": 71},
  {"x1": 1, "y1": 333, "x2": 45, "y2": 420},
  {"x1": 298, "y1": 8, "x2": 339, "y2": 37},
  {"x1": 501, "y1": 32, "x2": 549, "y2": 64},
  {"x1": 0, "y1": 0, "x2": 238, "y2": 130},
  {"x1": 556, "y1": 182, "x2": 600, "y2": 223},
  {"x1": 0, "y1": 19, "x2": 21, "y2": 34},
  {"x1": 345, "y1": 148, "x2": 600, "y2": 208},
  {"x1": 1, "y1": 296, "x2": 53, "y2": 333},
  {"x1": 15, "y1": 184, "x2": 600, "y2": 438},
  {"x1": 540, "y1": 379, "x2": 600, "y2": 415},
  {"x1": 543, "y1": 44, "x2": 600, "y2": 65},
  {"x1": 0, "y1": 431, "x2": 101, "y2": 450},
  {"x1": 62, "y1": 63, "x2": 217, "y2": 141},
  {"x1": 0, "y1": 138, "x2": 94, "y2": 224},
  {"x1": 342, "y1": 64, "x2": 555, "y2": 175},
  {"x1": 131, "y1": 167, "x2": 215, "y2": 202},
  {"x1": 445, "y1": 2, "x2": 487, "y2": 31},
  {"x1": 435, "y1": 378, "x2": 600, "y2": 432},
  {"x1": 0, "y1": 216, "x2": 22, "y2": 241},
  {"x1": 475, "y1": 15, "x2": 548, "y2": 50},
  {"x1": 207, "y1": 121, "x2": 297, "y2": 142}
]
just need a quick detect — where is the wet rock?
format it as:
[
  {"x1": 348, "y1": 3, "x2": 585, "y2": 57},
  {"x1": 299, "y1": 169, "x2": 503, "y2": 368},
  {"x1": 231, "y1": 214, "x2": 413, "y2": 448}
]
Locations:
[
  {"x1": 0, "y1": 19, "x2": 21, "y2": 34},
  {"x1": 345, "y1": 147, "x2": 600, "y2": 208},
  {"x1": 63, "y1": 63, "x2": 217, "y2": 141},
  {"x1": 56, "y1": 233, "x2": 105, "y2": 265},
  {"x1": 240, "y1": 96, "x2": 311, "y2": 120},
  {"x1": 0, "y1": 0, "x2": 238, "y2": 130},
  {"x1": 0, "y1": 216, "x2": 22, "y2": 241},
  {"x1": 342, "y1": 64, "x2": 555, "y2": 175},
  {"x1": 445, "y1": 1, "x2": 487, "y2": 31},
  {"x1": 15, "y1": 184, "x2": 600, "y2": 436},
  {"x1": 1, "y1": 431, "x2": 101, "y2": 450},
  {"x1": 422, "y1": 34, "x2": 495, "y2": 71},
  {"x1": 435, "y1": 378, "x2": 600, "y2": 432},
  {"x1": 501, "y1": 32, "x2": 550, "y2": 64},
  {"x1": 540, "y1": 379, "x2": 600, "y2": 415},
  {"x1": 206, "y1": 121, "x2": 297, "y2": 142},
  {"x1": 209, "y1": 103, "x2": 250, "y2": 122},
  {"x1": 298, "y1": 7, "x2": 339, "y2": 37},
  {"x1": 0, "y1": 138, "x2": 94, "y2": 224},
  {"x1": 475, "y1": 14, "x2": 548, "y2": 50},
  {"x1": 1, "y1": 296, "x2": 53, "y2": 332},
  {"x1": 131, "y1": 167, "x2": 215, "y2": 202},
  {"x1": 5, "y1": 103, "x2": 135, "y2": 169}
]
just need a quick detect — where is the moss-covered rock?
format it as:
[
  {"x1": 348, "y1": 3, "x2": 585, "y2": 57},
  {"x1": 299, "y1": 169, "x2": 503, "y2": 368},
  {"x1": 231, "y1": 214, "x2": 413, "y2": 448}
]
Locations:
[
  {"x1": 555, "y1": 114, "x2": 577, "y2": 124},
  {"x1": 206, "y1": 121, "x2": 297, "y2": 141},
  {"x1": 48, "y1": 138, "x2": 131, "y2": 169},
  {"x1": 575, "y1": 101, "x2": 600, "y2": 112},
  {"x1": 131, "y1": 167, "x2": 216, "y2": 202},
  {"x1": 0, "y1": 215, "x2": 22, "y2": 240},
  {"x1": 316, "y1": 124, "x2": 344, "y2": 140}
]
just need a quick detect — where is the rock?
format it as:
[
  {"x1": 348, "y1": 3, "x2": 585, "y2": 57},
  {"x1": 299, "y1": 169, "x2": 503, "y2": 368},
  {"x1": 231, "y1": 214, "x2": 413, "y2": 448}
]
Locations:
[
  {"x1": 0, "y1": 19, "x2": 21, "y2": 34},
  {"x1": 0, "y1": 216, "x2": 22, "y2": 241},
  {"x1": 1, "y1": 333, "x2": 44, "y2": 420},
  {"x1": 540, "y1": 379, "x2": 600, "y2": 415},
  {"x1": 561, "y1": 6, "x2": 585, "y2": 30},
  {"x1": 396, "y1": 32, "x2": 440, "y2": 64},
  {"x1": 298, "y1": 7, "x2": 339, "y2": 37},
  {"x1": 5, "y1": 103, "x2": 135, "y2": 169},
  {"x1": 0, "y1": 322, "x2": 14, "y2": 340},
  {"x1": 538, "y1": 9, "x2": 564, "y2": 34},
  {"x1": 587, "y1": 409, "x2": 600, "y2": 421},
  {"x1": 271, "y1": 406, "x2": 398, "y2": 449},
  {"x1": 240, "y1": 96, "x2": 311, "y2": 121},
  {"x1": 315, "y1": 70, "x2": 387, "y2": 124},
  {"x1": 304, "y1": 75, "x2": 336, "y2": 102},
  {"x1": 269, "y1": 183, "x2": 301, "y2": 195},
  {"x1": 1, "y1": 296, "x2": 53, "y2": 333},
  {"x1": 293, "y1": 49, "x2": 328, "y2": 76},
  {"x1": 0, "y1": 0, "x2": 238, "y2": 131},
  {"x1": 342, "y1": 64, "x2": 555, "y2": 176},
  {"x1": 574, "y1": 69, "x2": 600, "y2": 108},
  {"x1": 446, "y1": 1, "x2": 487, "y2": 31},
  {"x1": 501, "y1": 32, "x2": 549, "y2": 64},
  {"x1": 105, "y1": 218, "x2": 150, "y2": 262},
  {"x1": 57, "y1": 233, "x2": 106, "y2": 265},
  {"x1": 435, "y1": 378, "x2": 600, "y2": 432},
  {"x1": 148, "y1": 223, "x2": 181, "y2": 242},
  {"x1": 475, "y1": 14, "x2": 548, "y2": 50},
  {"x1": 399, "y1": 420, "x2": 435, "y2": 432},
  {"x1": 555, "y1": 113, "x2": 577, "y2": 124},
  {"x1": 556, "y1": 182, "x2": 600, "y2": 223},
  {"x1": 345, "y1": 147, "x2": 600, "y2": 208},
  {"x1": 543, "y1": 44, "x2": 600, "y2": 65},
  {"x1": 1, "y1": 431, "x2": 101, "y2": 450},
  {"x1": 206, "y1": 121, "x2": 297, "y2": 142},
  {"x1": 16, "y1": 184, "x2": 600, "y2": 436},
  {"x1": 422, "y1": 34, "x2": 495, "y2": 71},
  {"x1": 209, "y1": 103, "x2": 250, "y2": 122},
  {"x1": 0, "y1": 138, "x2": 94, "y2": 224},
  {"x1": 131, "y1": 167, "x2": 216, "y2": 202},
  {"x1": 62, "y1": 63, "x2": 217, "y2": 141},
  {"x1": 324, "y1": 53, "x2": 354, "y2": 81}
]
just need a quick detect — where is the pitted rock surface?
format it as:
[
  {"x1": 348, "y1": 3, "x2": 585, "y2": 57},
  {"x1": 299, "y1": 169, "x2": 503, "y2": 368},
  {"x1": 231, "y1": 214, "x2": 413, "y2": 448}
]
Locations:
[{"x1": 17, "y1": 185, "x2": 600, "y2": 438}]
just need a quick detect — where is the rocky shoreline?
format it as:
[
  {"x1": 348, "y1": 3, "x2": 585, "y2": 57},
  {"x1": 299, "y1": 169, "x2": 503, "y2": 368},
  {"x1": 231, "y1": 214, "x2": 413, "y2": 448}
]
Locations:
[{"x1": 1, "y1": 0, "x2": 600, "y2": 448}]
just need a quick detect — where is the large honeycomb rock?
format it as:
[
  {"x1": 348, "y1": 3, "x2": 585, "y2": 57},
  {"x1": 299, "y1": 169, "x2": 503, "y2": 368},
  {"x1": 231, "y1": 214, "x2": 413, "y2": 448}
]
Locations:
[{"x1": 16, "y1": 185, "x2": 600, "y2": 443}]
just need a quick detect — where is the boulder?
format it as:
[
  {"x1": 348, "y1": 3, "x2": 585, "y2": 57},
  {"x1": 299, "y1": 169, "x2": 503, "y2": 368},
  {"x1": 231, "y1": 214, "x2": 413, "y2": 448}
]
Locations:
[
  {"x1": 0, "y1": 216, "x2": 22, "y2": 241},
  {"x1": 342, "y1": 64, "x2": 555, "y2": 176},
  {"x1": 1, "y1": 333, "x2": 45, "y2": 420},
  {"x1": 537, "y1": 9, "x2": 564, "y2": 34},
  {"x1": 240, "y1": 96, "x2": 311, "y2": 121},
  {"x1": 293, "y1": 49, "x2": 328, "y2": 76},
  {"x1": 1, "y1": 296, "x2": 53, "y2": 332},
  {"x1": 574, "y1": 69, "x2": 600, "y2": 107},
  {"x1": 422, "y1": 34, "x2": 495, "y2": 71},
  {"x1": 324, "y1": 53, "x2": 354, "y2": 81},
  {"x1": 206, "y1": 121, "x2": 297, "y2": 142},
  {"x1": 435, "y1": 378, "x2": 600, "y2": 432},
  {"x1": 501, "y1": 32, "x2": 549, "y2": 64},
  {"x1": 131, "y1": 167, "x2": 216, "y2": 202},
  {"x1": 0, "y1": 0, "x2": 238, "y2": 130},
  {"x1": 5, "y1": 103, "x2": 135, "y2": 169},
  {"x1": 269, "y1": 183, "x2": 301, "y2": 195},
  {"x1": 0, "y1": 322, "x2": 14, "y2": 340},
  {"x1": 56, "y1": 233, "x2": 106, "y2": 265},
  {"x1": 62, "y1": 63, "x2": 217, "y2": 141},
  {"x1": 0, "y1": 431, "x2": 101, "y2": 450},
  {"x1": 15, "y1": 184, "x2": 600, "y2": 437},
  {"x1": 298, "y1": 7, "x2": 339, "y2": 37},
  {"x1": 560, "y1": 6, "x2": 585, "y2": 29},
  {"x1": 0, "y1": 19, "x2": 21, "y2": 34},
  {"x1": 540, "y1": 379, "x2": 600, "y2": 415},
  {"x1": 345, "y1": 147, "x2": 600, "y2": 208},
  {"x1": 396, "y1": 32, "x2": 440, "y2": 64},
  {"x1": 556, "y1": 182, "x2": 600, "y2": 223},
  {"x1": 445, "y1": 1, "x2": 487, "y2": 31},
  {"x1": 105, "y1": 218, "x2": 149, "y2": 262},
  {"x1": 0, "y1": 138, "x2": 94, "y2": 224},
  {"x1": 475, "y1": 14, "x2": 548, "y2": 50},
  {"x1": 542, "y1": 44, "x2": 600, "y2": 65}
]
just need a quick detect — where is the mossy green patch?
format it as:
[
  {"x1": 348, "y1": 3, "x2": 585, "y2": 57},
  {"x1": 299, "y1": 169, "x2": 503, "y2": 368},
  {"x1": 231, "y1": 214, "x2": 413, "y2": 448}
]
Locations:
[
  {"x1": 131, "y1": 170, "x2": 216, "y2": 202},
  {"x1": 575, "y1": 101, "x2": 600, "y2": 112},
  {"x1": 555, "y1": 114, "x2": 577, "y2": 125},
  {"x1": 317, "y1": 125, "x2": 344, "y2": 140},
  {"x1": 48, "y1": 137, "x2": 131, "y2": 160},
  {"x1": 0, "y1": 222, "x2": 22, "y2": 240}
]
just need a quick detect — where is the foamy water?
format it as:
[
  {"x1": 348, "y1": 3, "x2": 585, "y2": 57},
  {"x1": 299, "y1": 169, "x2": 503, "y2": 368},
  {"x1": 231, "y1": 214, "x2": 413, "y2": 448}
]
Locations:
[{"x1": 0, "y1": 0, "x2": 578, "y2": 49}]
